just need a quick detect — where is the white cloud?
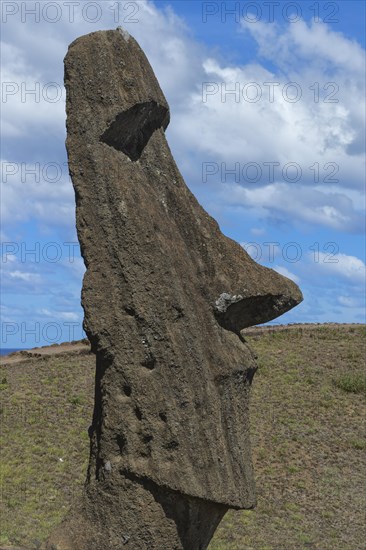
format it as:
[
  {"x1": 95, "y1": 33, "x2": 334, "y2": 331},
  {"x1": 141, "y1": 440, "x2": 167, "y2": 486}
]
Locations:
[
  {"x1": 241, "y1": 18, "x2": 365, "y2": 73},
  {"x1": 1, "y1": 254, "x2": 44, "y2": 293},
  {"x1": 1, "y1": 42, "x2": 66, "y2": 138},
  {"x1": 1, "y1": 5, "x2": 364, "y2": 234},
  {"x1": 0, "y1": 1, "x2": 207, "y2": 228},
  {"x1": 337, "y1": 296, "x2": 359, "y2": 308},
  {"x1": 0, "y1": 2, "x2": 365, "y2": 327},
  {"x1": 0, "y1": 2, "x2": 205, "y2": 139},
  {"x1": 250, "y1": 227, "x2": 266, "y2": 236},
  {"x1": 1, "y1": 159, "x2": 74, "y2": 227},
  {"x1": 39, "y1": 308, "x2": 79, "y2": 321},
  {"x1": 1, "y1": 253, "x2": 17, "y2": 263},
  {"x1": 221, "y1": 183, "x2": 364, "y2": 233},
  {"x1": 177, "y1": 34, "x2": 365, "y2": 189},
  {"x1": 8, "y1": 270, "x2": 41, "y2": 282},
  {"x1": 314, "y1": 252, "x2": 366, "y2": 285},
  {"x1": 172, "y1": 17, "x2": 364, "y2": 233},
  {"x1": 123, "y1": 3, "x2": 206, "y2": 106},
  {"x1": 273, "y1": 265, "x2": 300, "y2": 284}
]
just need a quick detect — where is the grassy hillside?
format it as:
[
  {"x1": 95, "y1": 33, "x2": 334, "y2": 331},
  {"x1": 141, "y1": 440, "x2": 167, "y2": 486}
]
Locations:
[{"x1": 0, "y1": 325, "x2": 365, "y2": 549}]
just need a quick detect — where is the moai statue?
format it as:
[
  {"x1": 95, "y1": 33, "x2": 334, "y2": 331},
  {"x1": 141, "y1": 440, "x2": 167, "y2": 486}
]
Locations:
[{"x1": 44, "y1": 29, "x2": 302, "y2": 550}]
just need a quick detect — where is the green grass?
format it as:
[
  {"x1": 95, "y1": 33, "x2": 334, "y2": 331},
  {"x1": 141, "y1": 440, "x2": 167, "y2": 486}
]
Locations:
[
  {"x1": 0, "y1": 352, "x2": 93, "y2": 547},
  {"x1": 333, "y1": 372, "x2": 366, "y2": 395},
  {"x1": 0, "y1": 325, "x2": 365, "y2": 549},
  {"x1": 209, "y1": 325, "x2": 366, "y2": 550}
]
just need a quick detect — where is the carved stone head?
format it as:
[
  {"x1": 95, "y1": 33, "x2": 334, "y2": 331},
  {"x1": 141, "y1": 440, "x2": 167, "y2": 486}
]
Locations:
[{"x1": 64, "y1": 29, "x2": 302, "y2": 510}]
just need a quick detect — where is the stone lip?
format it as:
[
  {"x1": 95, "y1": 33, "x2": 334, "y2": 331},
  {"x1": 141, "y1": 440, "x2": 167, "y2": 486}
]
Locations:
[{"x1": 63, "y1": 27, "x2": 303, "y2": 515}]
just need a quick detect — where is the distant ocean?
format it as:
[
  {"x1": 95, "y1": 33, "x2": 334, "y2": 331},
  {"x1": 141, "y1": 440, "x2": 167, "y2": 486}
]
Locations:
[{"x1": 0, "y1": 348, "x2": 25, "y2": 356}]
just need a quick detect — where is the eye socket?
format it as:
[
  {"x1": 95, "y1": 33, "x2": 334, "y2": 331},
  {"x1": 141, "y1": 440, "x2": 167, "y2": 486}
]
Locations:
[{"x1": 100, "y1": 101, "x2": 169, "y2": 161}]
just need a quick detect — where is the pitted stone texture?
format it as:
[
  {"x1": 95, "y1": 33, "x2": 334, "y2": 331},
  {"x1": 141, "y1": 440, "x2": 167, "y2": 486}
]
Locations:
[{"x1": 44, "y1": 29, "x2": 302, "y2": 550}]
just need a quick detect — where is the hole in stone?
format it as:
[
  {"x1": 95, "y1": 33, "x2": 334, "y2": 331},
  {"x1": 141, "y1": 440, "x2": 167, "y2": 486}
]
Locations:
[
  {"x1": 135, "y1": 406, "x2": 143, "y2": 421},
  {"x1": 141, "y1": 354, "x2": 156, "y2": 370},
  {"x1": 124, "y1": 305, "x2": 135, "y2": 316},
  {"x1": 100, "y1": 101, "x2": 169, "y2": 161},
  {"x1": 142, "y1": 434, "x2": 153, "y2": 444},
  {"x1": 172, "y1": 304, "x2": 184, "y2": 319},
  {"x1": 164, "y1": 440, "x2": 179, "y2": 450},
  {"x1": 116, "y1": 434, "x2": 127, "y2": 454},
  {"x1": 159, "y1": 412, "x2": 167, "y2": 422},
  {"x1": 123, "y1": 385, "x2": 132, "y2": 396}
]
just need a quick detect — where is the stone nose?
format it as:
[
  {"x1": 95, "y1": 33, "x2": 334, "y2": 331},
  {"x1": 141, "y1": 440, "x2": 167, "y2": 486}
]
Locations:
[{"x1": 214, "y1": 284, "x2": 303, "y2": 334}]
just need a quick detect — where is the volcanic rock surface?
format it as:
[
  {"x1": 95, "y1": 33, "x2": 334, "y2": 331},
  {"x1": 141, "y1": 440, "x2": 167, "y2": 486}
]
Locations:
[{"x1": 44, "y1": 28, "x2": 302, "y2": 550}]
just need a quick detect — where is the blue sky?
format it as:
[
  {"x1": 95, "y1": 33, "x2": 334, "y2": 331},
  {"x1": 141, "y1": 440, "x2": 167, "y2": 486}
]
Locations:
[{"x1": 1, "y1": 0, "x2": 365, "y2": 348}]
